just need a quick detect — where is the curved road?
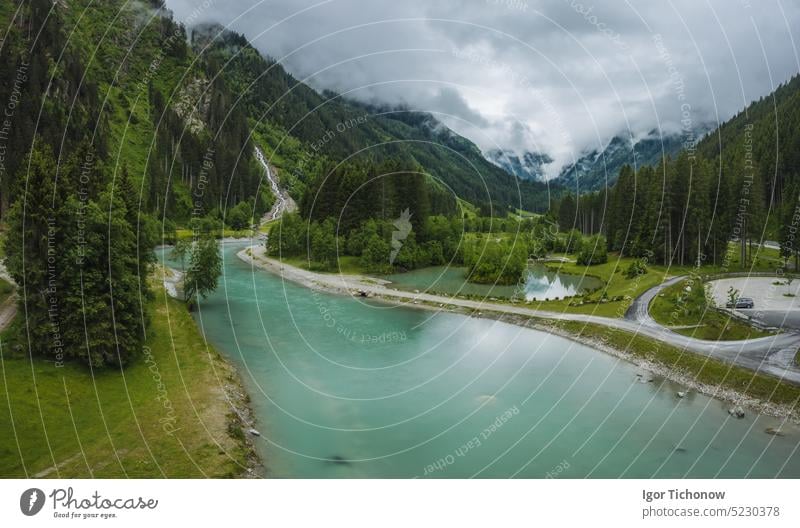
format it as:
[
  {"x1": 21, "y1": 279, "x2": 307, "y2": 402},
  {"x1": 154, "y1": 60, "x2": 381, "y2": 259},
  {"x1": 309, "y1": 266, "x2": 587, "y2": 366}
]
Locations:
[{"x1": 241, "y1": 246, "x2": 800, "y2": 385}]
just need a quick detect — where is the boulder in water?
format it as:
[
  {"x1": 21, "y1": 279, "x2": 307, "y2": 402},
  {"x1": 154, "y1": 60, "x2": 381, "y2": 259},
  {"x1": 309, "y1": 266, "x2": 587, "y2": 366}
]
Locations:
[
  {"x1": 327, "y1": 455, "x2": 350, "y2": 465},
  {"x1": 677, "y1": 391, "x2": 686, "y2": 398},
  {"x1": 728, "y1": 406, "x2": 745, "y2": 419}
]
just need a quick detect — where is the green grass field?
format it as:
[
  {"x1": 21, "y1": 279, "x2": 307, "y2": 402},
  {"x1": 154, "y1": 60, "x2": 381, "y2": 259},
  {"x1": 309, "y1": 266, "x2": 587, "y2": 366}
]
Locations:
[
  {"x1": 526, "y1": 254, "x2": 666, "y2": 317},
  {"x1": 0, "y1": 287, "x2": 254, "y2": 478},
  {"x1": 525, "y1": 241, "x2": 788, "y2": 317},
  {"x1": 649, "y1": 278, "x2": 774, "y2": 340}
]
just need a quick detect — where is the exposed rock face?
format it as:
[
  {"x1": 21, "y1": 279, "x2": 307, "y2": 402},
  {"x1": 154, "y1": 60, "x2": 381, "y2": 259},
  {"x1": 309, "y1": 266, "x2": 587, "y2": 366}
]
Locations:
[
  {"x1": 174, "y1": 76, "x2": 210, "y2": 135},
  {"x1": 553, "y1": 129, "x2": 708, "y2": 192},
  {"x1": 484, "y1": 149, "x2": 553, "y2": 182}
]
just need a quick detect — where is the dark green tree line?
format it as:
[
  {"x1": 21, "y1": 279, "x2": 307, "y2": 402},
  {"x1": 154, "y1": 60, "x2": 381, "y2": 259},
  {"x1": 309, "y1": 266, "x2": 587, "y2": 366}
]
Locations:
[{"x1": 3, "y1": 146, "x2": 153, "y2": 366}]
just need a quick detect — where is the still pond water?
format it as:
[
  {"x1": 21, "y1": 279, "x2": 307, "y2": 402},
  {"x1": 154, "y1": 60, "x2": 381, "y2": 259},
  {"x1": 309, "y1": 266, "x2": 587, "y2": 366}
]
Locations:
[{"x1": 383, "y1": 264, "x2": 602, "y2": 300}]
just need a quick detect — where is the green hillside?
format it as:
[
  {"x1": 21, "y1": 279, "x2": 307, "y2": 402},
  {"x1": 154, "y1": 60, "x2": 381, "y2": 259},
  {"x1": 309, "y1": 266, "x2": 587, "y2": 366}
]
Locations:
[
  {"x1": 696, "y1": 74, "x2": 800, "y2": 209},
  {"x1": 190, "y1": 23, "x2": 556, "y2": 214},
  {"x1": 553, "y1": 73, "x2": 800, "y2": 267}
]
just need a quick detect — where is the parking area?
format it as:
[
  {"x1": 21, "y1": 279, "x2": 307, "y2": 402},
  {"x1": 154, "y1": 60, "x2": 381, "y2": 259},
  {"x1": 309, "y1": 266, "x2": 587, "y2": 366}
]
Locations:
[{"x1": 707, "y1": 276, "x2": 800, "y2": 329}]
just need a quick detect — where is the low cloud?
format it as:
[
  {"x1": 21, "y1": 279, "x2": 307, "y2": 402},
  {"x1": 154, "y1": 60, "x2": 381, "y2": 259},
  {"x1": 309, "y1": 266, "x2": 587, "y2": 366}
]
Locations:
[{"x1": 167, "y1": 0, "x2": 800, "y2": 173}]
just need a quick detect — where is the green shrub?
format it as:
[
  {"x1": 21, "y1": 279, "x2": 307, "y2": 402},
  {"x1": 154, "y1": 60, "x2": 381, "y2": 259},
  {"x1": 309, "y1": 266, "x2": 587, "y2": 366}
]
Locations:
[
  {"x1": 576, "y1": 235, "x2": 608, "y2": 266},
  {"x1": 226, "y1": 201, "x2": 253, "y2": 230},
  {"x1": 624, "y1": 258, "x2": 648, "y2": 278}
]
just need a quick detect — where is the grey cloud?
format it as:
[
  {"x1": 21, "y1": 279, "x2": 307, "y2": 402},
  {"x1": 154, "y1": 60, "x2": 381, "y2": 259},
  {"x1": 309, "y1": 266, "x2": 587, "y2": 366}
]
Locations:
[
  {"x1": 166, "y1": 0, "x2": 800, "y2": 174},
  {"x1": 429, "y1": 87, "x2": 489, "y2": 127}
]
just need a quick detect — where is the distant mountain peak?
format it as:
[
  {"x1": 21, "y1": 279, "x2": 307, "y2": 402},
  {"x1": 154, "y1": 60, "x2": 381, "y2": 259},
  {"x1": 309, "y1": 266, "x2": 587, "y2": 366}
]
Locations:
[
  {"x1": 553, "y1": 126, "x2": 711, "y2": 192},
  {"x1": 484, "y1": 149, "x2": 554, "y2": 182}
]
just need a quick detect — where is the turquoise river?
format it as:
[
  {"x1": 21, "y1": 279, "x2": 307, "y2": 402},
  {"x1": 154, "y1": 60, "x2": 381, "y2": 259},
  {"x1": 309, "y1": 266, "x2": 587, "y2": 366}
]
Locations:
[{"x1": 160, "y1": 242, "x2": 800, "y2": 478}]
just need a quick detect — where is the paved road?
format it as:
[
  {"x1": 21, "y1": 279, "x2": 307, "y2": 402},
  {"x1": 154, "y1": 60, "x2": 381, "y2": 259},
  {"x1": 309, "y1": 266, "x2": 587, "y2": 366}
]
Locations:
[
  {"x1": 241, "y1": 246, "x2": 800, "y2": 384},
  {"x1": 740, "y1": 310, "x2": 800, "y2": 330},
  {"x1": 707, "y1": 276, "x2": 800, "y2": 330},
  {"x1": 624, "y1": 275, "x2": 684, "y2": 325}
]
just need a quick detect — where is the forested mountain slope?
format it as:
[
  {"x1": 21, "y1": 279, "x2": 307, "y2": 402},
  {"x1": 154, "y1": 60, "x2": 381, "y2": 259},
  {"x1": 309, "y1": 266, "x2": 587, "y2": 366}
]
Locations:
[
  {"x1": 553, "y1": 73, "x2": 800, "y2": 267},
  {"x1": 553, "y1": 131, "x2": 690, "y2": 192},
  {"x1": 0, "y1": 0, "x2": 559, "y2": 365},
  {"x1": 191, "y1": 23, "x2": 558, "y2": 214},
  {"x1": 0, "y1": 0, "x2": 269, "y2": 223},
  {"x1": 696, "y1": 74, "x2": 800, "y2": 208}
]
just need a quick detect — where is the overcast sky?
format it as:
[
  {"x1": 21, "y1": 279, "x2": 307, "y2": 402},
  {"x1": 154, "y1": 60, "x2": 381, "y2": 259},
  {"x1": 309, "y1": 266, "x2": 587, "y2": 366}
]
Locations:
[{"x1": 167, "y1": 0, "x2": 800, "y2": 176}]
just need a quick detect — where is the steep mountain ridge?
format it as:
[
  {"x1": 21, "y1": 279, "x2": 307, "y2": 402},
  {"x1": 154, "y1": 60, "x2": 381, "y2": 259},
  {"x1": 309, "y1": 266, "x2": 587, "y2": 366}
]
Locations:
[
  {"x1": 190, "y1": 22, "x2": 557, "y2": 213},
  {"x1": 553, "y1": 131, "x2": 692, "y2": 192}
]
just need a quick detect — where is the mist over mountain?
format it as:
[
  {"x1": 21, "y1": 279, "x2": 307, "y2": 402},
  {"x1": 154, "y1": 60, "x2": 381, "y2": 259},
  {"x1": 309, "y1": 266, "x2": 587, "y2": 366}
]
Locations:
[
  {"x1": 168, "y1": 0, "x2": 800, "y2": 173},
  {"x1": 484, "y1": 126, "x2": 711, "y2": 192},
  {"x1": 484, "y1": 150, "x2": 554, "y2": 183}
]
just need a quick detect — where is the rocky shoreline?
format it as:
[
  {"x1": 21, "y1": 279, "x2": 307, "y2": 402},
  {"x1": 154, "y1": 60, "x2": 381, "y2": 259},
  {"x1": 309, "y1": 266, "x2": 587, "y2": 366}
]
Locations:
[
  {"x1": 220, "y1": 370, "x2": 264, "y2": 478},
  {"x1": 520, "y1": 318, "x2": 799, "y2": 423},
  {"x1": 237, "y1": 244, "x2": 799, "y2": 424}
]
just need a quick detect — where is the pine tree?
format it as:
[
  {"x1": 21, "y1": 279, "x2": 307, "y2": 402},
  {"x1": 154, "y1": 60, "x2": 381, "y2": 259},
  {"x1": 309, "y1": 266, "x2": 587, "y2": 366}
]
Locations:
[
  {"x1": 557, "y1": 193, "x2": 577, "y2": 233},
  {"x1": 2, "y1": 147, "x2": 61, "y2": 358}
]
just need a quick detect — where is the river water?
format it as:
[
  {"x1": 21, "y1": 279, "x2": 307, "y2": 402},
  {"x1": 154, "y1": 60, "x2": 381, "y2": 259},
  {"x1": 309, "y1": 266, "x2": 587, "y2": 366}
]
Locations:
[{"x1": 159, "y1": 242, "x2": 800, "y2": 478}]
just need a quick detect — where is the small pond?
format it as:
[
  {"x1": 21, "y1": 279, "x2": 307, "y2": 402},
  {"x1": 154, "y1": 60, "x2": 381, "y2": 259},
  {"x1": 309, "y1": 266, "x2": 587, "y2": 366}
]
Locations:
[{"x1": 381, "y1": 263, "x2": 603, "y2": 301}]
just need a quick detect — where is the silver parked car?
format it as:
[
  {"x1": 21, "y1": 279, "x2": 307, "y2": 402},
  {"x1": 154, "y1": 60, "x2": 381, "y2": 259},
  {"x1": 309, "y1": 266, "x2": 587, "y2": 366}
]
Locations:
[{"x1": 726, "y1": 297, "x2": 754, "y2": 309}]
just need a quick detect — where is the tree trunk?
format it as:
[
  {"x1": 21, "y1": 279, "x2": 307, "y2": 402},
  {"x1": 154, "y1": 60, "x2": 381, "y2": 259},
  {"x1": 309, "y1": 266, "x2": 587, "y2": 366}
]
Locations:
[{"x1": 740, "y1": 218, "x2": 746, "y2": 268}]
